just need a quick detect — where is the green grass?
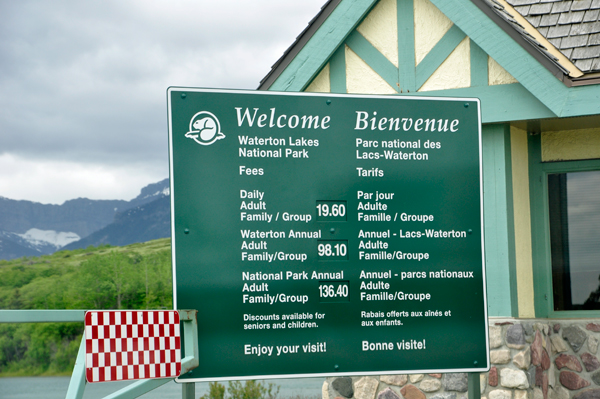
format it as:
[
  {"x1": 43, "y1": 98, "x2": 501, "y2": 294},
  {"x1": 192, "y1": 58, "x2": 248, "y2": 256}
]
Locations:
[{"x1": 0, "y1": 238, "x2": 173, "y2": 376}]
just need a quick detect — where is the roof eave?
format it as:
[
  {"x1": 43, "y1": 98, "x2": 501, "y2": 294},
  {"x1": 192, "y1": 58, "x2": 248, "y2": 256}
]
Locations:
[
  {"x1": 470, "y1": 0, "x2": 571, "y2": 84},
  {"x1": 258, "y1": 0, "x2": 342, "y2": 91}
]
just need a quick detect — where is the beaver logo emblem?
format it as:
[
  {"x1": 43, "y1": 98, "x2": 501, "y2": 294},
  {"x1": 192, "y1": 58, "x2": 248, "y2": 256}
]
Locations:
[{"x1": 185, "y1": 111, "x2": 225, "y2": 145}]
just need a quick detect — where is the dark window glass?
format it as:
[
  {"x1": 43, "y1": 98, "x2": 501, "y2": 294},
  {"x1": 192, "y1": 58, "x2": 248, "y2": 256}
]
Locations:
[{"x1": 548, "y1": 170, "x2": 600, "y2": 311}]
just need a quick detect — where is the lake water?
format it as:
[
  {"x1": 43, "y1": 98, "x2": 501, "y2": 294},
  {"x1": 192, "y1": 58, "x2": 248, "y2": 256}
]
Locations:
[{"x1": 0, "y1": 376, "x2": 324, "y2": 399}]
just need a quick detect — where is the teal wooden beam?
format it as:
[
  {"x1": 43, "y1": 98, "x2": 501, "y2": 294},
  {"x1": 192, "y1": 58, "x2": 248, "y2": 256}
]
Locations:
[
  {"x1": 528, "y1": 133, "x2": 550, "y2": 318},
  {"x1": 470, "y1": 39, "x2": 488, "y2": 87},
  {"x1": 561, "y1": 84, "x2": 600, "y2": 118},
  {"x1": 481, "y1": 124, "x2": 518, "y2": 317},
  {"x1": 270, "y1": 0, "x2": 379, "y2": 92},
  {"x1": 0, "y1": 309, "x2": 85, "y2": 323},
  {"x1": 65, "y1": 334, "x2": 87, "y2": 399},
  {"x1": 416, "y1": 25, "x2": 466, "y2": 89},
  {"x1": 397, "y1": 0, "x2": 416, "y2": 92},
  {"x1": 429, "y1": 0, "x2": 570, "y2": 116},
  {"x1": 345, "y1": 30, "x2": 399, "y2": 92},
  {"x1": 330, "y1": 45, "x2": 347, "y2": 93},
  {"x1": 407, "y1": 83, "x2": 556, "y2": 123}
]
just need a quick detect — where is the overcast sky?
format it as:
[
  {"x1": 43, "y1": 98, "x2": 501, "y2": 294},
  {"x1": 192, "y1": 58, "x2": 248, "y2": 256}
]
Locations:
[{"x1": 0, "y1": 0, "x2": 326, "y2": 205}]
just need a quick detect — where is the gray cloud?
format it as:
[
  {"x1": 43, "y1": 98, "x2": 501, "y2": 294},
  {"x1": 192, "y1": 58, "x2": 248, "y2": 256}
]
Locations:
[{"x1": 0, "y1": 0, "x2": 325, "y2": 203}]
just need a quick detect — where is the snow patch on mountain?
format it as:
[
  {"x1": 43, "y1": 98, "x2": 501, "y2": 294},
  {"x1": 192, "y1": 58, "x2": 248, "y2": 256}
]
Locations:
[{"x1": 17, "y1": 228, "x2": 80, "y2": 248}]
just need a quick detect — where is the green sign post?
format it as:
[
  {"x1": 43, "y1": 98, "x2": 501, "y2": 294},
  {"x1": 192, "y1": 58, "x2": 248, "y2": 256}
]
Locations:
[{"x1": 167, "y1": 88, "x2": 489, "y2": 381}]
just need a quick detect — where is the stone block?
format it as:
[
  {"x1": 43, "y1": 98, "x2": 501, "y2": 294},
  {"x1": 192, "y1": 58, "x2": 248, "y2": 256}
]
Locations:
[
  {"x1": 524, "y1": 323, "x2": 535, "y2": 339},
  {"x1": 507, "y1": 324, "x2": 527, "y2": 349},
  {"x1": 481, "y1": 374, "x2": 488, "y2": 393},
  {"x1": 532, "y1": 331, "x2": 544, "y2": 366},
  {"x1": 550, "y1": 335, "x2": 570, "y2": 353},
  {"x1": 490, "y1": 367, "x2": 498, "y2": 387},
  {"x1": 536, "y1": 367, "x2": 544, "y2": 387},
  {"x1": 549, "y1": 386, "x2": 570, "y2": 399},
  {"x1": 549, "y1": 363, "x2": 556, "y2": 388},
  {"x1": 431, "y1": 393, "x2": 456, "y2": 399},
  {"x1": 592, "y1": 370, "x2": 600, "y2": 386},
  {"x1": 380, "y1": 375, "x2": 407, "y2": 387},
  {"x1": 419, "y1": 378, "x2": 442, "y2": 392},
  {"x1": 534, "y1": 388, "x2": 543, "y2": 399},
  {"x1": 542, "y1": 349, "x2": 551, "y2": 371},
  {"x1": 444, "y1": 373, "x2": 468, "y2": 392},
  {"x1": 574, "y1": 388, "x2": 600, "y2": 399},
  {"x1": 563, "y1": 326, "x2": 588, "y2": 353},
  {"x1": 555, "y1": 354, "x2": 583, "y2": 372},
  {"x1": 527, "y1": 366, "x2": 537, "y2": 388},
  {"x1": 589, "y1": 336, "x2": 599, "y2": 355},
  {"x1": 515, "y1": 389, "x2": 529, "y2": 399},
  {"x1": 501, "y1": 368, "x2": 530, "y2": 389},
  {"x1": 410, "y1": 374, "x2": 424, "y2": 383},
  {"x1": 583, "y1": 353, "x2": 600, "y2": 372},
  {"x1": 559, "y1": 371, "x2": 591, "y2": 390},
  {"x1": 322, "y1": 381, "x2": 330, "y2": 399},
  {"x1": 429, "y1": 374, "x2": 442, "y2": 379},
  {"x1": 332, "y1": 377, "x2": 353, "y2": 398},
  {"x1": 514, "y1": 347, "x2": 532, "y2": 369},
  {"x1": 378, "y1": 387, "x2": 401, "y2": 399},
  {"x1": 491, "y1": 349, "x2": 512, "y2": 364},
  {"x1": 489, "y1": 389, "x2": 512, "y2": 399},
  {"x1": 490, "y1": 325, "x2": 504, "y2": 349},
  {"x1": 587, "y1": 324, "x2": 600, "y2": 333},
  {"x1": 535, "y1": 323, "x2": 550, "y2": 337},
  {"x1": 401, "y1": 384, "x2": 426, "y2": 399},
  {"x1": 355, "y1": 377, "x2": 379, "y2": 399},
  {"x1": 554, "y1": 325, "x2": 561, "y2": 334}
]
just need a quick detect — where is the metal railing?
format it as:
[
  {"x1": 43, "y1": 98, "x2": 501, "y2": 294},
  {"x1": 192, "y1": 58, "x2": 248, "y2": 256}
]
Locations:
[{"x1": 0, "y1": 309, "x2": 199, "y2": 399}]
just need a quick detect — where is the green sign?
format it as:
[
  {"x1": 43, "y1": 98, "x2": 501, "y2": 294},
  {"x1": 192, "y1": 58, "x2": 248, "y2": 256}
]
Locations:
[{"x1": 167, "y1": 88, "x2": 489, "y2": 381}]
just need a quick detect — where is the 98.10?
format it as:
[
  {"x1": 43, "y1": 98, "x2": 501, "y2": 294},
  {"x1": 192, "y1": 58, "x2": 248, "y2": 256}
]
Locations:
[{"x1": 317, "y1": 240, "x2": 348, "y2": 260}]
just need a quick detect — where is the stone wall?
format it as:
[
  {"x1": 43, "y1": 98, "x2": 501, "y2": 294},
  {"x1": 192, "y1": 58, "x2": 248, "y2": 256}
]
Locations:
[{"x1": 322, "y1": 319, "x2": 600, "y2": 399}]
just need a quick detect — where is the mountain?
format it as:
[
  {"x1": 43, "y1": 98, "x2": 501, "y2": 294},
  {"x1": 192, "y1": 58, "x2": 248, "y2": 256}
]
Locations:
[
  {"x1": 62, "y1": 196, "x2": 171, "y2": 250},
  {"x1": 0, "y1": 233, "x2": 42, "y2": 260},
  {"x1": 0, "y1": 179, "x2": 170, "y2": 260}
]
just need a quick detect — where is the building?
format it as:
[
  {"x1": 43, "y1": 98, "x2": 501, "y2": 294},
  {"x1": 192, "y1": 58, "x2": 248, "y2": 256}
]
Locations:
[{"x1": 259, "y1": 1, "x2": 600, "y2": 399}]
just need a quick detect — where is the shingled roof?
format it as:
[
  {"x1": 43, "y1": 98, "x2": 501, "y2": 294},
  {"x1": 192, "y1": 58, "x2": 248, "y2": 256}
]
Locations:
[
  {"x1": 260, "y1": 0, "x2": 600, "y2": 91},
  {"x1": 484, "y1": 0, "x2": 600, "y2": 81}
]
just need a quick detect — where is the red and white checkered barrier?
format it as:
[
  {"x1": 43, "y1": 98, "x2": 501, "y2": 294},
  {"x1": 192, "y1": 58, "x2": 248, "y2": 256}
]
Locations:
[{"x1": 85, "y1": 310, "x2": 181, "y2": 383}]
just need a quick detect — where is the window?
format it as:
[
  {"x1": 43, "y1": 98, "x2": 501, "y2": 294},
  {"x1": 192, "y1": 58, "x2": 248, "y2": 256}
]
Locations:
[
  {"x1": 528, "y1": 133, "x2": 600, "y2": 317},
  {"x1": 548, "y1": 171, "x2": 600, "y2": 311}
]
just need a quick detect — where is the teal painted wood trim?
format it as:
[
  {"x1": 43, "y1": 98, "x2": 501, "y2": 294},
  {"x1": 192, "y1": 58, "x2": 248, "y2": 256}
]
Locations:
[
  {"x1": 0, "y1": 309, "x2": 85, "y2": 323},
  {"x1": 330, "y1": 45, "x2": 347, "y2": 93},
  {"x1": 406, "y1": 83, "x2": 556, "y2": 123},
  {"x1": 65, "y1": 335, "x2": 87, "y2": 399},
  {"x1": 270, "y1": 0, "x2": 379, "y2": 92},
  {"x1": 528, "y1": 134, "x2": 551, "y2": 317},
  {"x1": 429, "y1": 0, "x2": 569, "y2": 116},
  {"x1": 528, "y1": 135, "x2": 600, "y2": 318},
  {"x1": 561, "y1": 84, "x2": 600, "y2": 118},
  {"x1": 470, "y1": 39, "x2": 488, "y2": 87},
  {"x1": 397, "y1": 0, "x2": 416, "y2": 92},
  {"x1": 415, "y1": 25, "x2": 466, "y2": 90},
  {"x1": 503, "y1": 126, "x2": 519, "y2": 317},
  {"x1": 345, "y1": 30, "x2": 400, "y2": 92},
  {"x1": 482, "y1": 124, "x2": 517, "y2": 317}
]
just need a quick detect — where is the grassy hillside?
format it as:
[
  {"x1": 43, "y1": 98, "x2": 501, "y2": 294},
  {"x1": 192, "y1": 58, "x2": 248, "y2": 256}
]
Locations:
[{"x1": 0, "y1": 238, "x2": 173, "y2": 376}]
